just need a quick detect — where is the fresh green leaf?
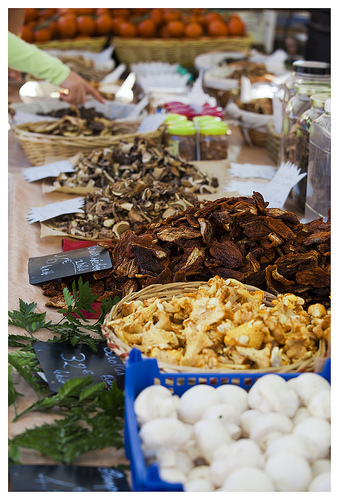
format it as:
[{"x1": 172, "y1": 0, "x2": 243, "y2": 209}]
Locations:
[
  {"x1": 8, "y1": 350, "x2": 48, "y2": 396},
  {"x1": 8, "y1": 365, "x2": 23, "y2": 406}
]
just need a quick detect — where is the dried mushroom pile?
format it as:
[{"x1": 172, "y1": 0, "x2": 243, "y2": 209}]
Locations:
[
  {"x1": 52, "y1": 137, "x2": 219, "y2": 191},
  {"x1": 47, "y1": 180, "x2": 199, "y2": 240},
  {"x1": 104, "y1": 277, "x2": 329, "y2": 370},
  {"x1": 44, "y1": 138, "x2": 218, "y2": 239},
  {"x1": 43, "y1": 192, "x2": 330, "y2": 309},
  {"x1": 23, "y1": 114, "x2": 142, "y2": 137}
]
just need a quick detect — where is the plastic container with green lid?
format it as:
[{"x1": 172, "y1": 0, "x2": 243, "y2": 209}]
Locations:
[
  {"x1": 198, "y1": 121, "x2": 228, "y2": 161},
  {"x1": 194, "y1": 115, "x2": 222, "y2": 126},
  {"x1": 163, "y1": 113, "x2": 188, "y2": 124},
  {"x1": 167, "y1": 121, "x2": 197, "y2": 162}
]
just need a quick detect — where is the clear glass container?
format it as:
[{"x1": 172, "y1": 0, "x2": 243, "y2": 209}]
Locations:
[
  {"x1": 198, "y1": 122, "x2": 228, "y2": 161},
  {"x1": 292, "y1": 93, "x2": 330, "y2": 212},
  {"x1": 280, "y1": 82, "x2": 331, "y2": 164},
  {"x1": 283, "y1": 60, "x2": 330, "y2": 108},
  {"x1": 305, "y1": 99, "x2": 331, "y2": 221},
  {"x1": 167, "y1": 121, "x2": 197, "y2": 162}
]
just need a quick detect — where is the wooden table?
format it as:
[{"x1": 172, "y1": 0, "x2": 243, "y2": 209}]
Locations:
[{"x1": 7, "y1": 91, "x2": 303, "y2": 489}]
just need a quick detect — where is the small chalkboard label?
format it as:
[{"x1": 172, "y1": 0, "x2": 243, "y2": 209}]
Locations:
[
  {"x1": 28, "y1": 245, "x2": 112, "y2": 285},
  {"x1": 33, "y1": 342, "x2": 125, "y2": 391},
  {"x1": 10, "y1": 465, "x2": 130, "y2": 492}
]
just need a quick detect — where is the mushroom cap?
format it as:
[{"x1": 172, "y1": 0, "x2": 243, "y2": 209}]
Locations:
[
  {"x1": 264, "y1": 450, "x2": 313, "y2": 491},
  {"x1": 249, "y1": 411, "x2": 293, "y2": 447},
  {"x1": 139, "y1": 417, "x2": 192, "y2": 456},
  {"x1": 178, "y1": 385, "x2": 220, "y2": 424},
  {"x1": 184, "y1": 478, "x2": 214, "y2": 492},
  {"x1": 265, "y1": 433, "x2": 318, "y2": 462},
  {"x1": 134, "y1": 385, "x2": 179, "y2": 425},
  {"x1": 219, "y1": 466, "x2": 275, "y2": 491},
  {"x1": 210, "y1": 439, "x2": 263, "y2": 488},
  {"x1": 201, "y1": 403, "x2": 240, "y2": 426},
  {"x1": 287, "y1": 372, "x2": 330, "y2": 406},
  {"x1": 239, "y1": 408, "x2": 262, "y2": 437},
  {"x1": 158, "y1": 467, "x2": 187, "y2": 485},
  {"x1": 312, "y1": 459, "x2": 331, "y2": 477},
  {"x1": 215, "y1": 384, "x2": 249, "y2": 413},
  {"x1": 307, "y1": 390, "x2": 331, "y2": 421},
  {"x1": 293, "y1": 416, "x2": 331, "y2": 459},
  {"x1": 193, "y1": 419, "x2": 233, "y2": 463},
  {"x1": 248, "y1": 374, "x2": 299, "y2": 417},
  {"x1": 308, "y1": 471, "x2": 331, "y2": 491}
]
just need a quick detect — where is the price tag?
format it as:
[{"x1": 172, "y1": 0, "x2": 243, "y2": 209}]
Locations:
[
  {"x1": 28, "y1": 245, "x2": 112, "y2": 285},
  {"x1": 33, "y1": 342, "x2": 125, "y2": 392},
  {"x1": 10, "y1": 465, "x2": 130, "y2": 492}
]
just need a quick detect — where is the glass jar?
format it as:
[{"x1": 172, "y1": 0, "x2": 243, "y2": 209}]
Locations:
[
  {"x1": 198, "y1": 122, "x2": 228, "y2": 161},
  {"x1": 167, "y1": 121, "x2": 197, "y2": 162},
  {"x1": 292, "y1": 92, "x2": 330, "y2": 212},
  {"x1": 283, "y1": 60, "x2": 331, "y2": 108},
  {"x1": 305, "y1": 99, "x2": 331, "y2": 221},
  {"x1": 280, "y1": 82, "x2": 331, "y2": 164}
]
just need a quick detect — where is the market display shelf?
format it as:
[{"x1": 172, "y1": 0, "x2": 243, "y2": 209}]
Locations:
[{"x1": 124, "y1": 348, "x2": 331, "y2": 492}]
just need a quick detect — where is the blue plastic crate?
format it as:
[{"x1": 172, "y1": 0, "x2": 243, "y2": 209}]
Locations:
[{"x1": 124, "y1": 348, "x2": 331, "y2": 492}]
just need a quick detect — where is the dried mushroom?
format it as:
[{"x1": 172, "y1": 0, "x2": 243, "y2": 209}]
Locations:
[
  {"x1": 52, "y1": 137, "x2": 218, "y2": 193},
  {"x1": 43, "y1": 192, "x2": 331, "y2": 309},
  {"x1": 24, "y1": 114, "x2": 143, "y2": 137},
  {"x1": 103, "y1": 276, "x2": 330, "y2": 370}
]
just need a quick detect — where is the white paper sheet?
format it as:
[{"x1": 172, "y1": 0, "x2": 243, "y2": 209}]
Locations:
[{"x1": 27, "y1": 197, "x2": 85, "y2": 224}]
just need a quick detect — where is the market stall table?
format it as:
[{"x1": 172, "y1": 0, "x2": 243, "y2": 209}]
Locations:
[{"x1": 8, "y1": 107, "x2": 303, "y2": 490}]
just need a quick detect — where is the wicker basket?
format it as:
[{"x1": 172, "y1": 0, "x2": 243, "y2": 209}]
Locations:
[
  {"x1": 112, "y1": 35, "x2": 253, "y2": 68},
  {"x1": 13, "y1": 123, "x2": 163, "y2": 166},
  {"x1": 102, "y1": 281, "x2": 327, "y2": 373},
  {"x1": 36, "y1": 36, "x2": 109, "y2": 53},
  {"x1": 266, "y1": 121, "x2": 282, "y2": 165}
]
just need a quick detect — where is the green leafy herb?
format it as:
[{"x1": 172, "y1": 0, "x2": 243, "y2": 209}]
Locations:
[
  {"x1": 8, "y1": 366, "x2": 23, "y2": 407},
  {"x1": 10, "y1": 379, "x2": 124, "y2": 464}
]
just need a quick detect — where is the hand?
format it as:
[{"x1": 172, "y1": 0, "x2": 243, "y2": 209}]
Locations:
[{"x1": 59, "y1": 70, "x2": 105, "y2": 105}]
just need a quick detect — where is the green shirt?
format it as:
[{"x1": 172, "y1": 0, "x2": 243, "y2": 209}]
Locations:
[{"x1": 8, "y1": 32, "x2": 70, "y2": 86}]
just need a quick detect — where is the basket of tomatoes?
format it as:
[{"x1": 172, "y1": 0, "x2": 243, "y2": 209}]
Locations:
[
  {"x1": 21, "y1": 8, "x2": 253, "y2": 65},
  {"x1": 111, "y1": 8, "x2": 253, "y2": 67}
]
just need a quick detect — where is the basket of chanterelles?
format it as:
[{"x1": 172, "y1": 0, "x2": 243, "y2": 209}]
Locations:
[{"x1": 102, "y1": 276, "x2": 329, "y2": 374}]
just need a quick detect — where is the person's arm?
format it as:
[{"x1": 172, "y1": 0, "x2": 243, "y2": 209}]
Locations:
[{"x1": 8, "y1": 32, "x2": 105, "y2": 104}]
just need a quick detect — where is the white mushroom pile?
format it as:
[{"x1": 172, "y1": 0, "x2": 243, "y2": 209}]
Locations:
[{"x1": 133, "y1": 373, "x2": 331, "y2": 492}]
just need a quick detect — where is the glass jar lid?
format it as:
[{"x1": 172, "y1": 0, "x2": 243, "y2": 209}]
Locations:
[
  {"x1": 295, "y1": 82, "x2": 331, "y2": 96},
  {"x1": 311, "y1": 93, "x2": 331, "y2": 109},
  {"x1": 292, "y1": 60, "x2": 330, "y2": 76}
]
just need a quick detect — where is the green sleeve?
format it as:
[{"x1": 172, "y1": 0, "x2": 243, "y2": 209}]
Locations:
[{"x1": 8, "y1": 32, "x2": 71, "y2": 86}]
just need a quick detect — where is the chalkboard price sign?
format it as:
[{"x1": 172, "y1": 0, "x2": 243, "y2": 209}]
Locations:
[
  {"x1": 33, "y1": 342, "x2": 125, "y2": 391},
  {"x1": 10, "y1": 465, "x2": 130, "y2": 491},
  {"x1": 28, "y1": 245, "x2": 112, "y2": 285}
]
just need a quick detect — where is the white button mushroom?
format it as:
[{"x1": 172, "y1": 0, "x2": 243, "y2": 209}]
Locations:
[
  {"x1": 307, "y1": 389, "x2": 331, "y2": 421},
  {"x1": 239, "y1": 408, "x2": 262, "y2": 437},
  {"x1": 201, "y1": 403, "x2": 241, "y2": 438},
  {"x1": 264, "y1": 433, "x2": 318, "y2": 462},
  {"x1": 134, "y1": 385, "x2": 180, "y2": 425},
  {"x1": 177, "y1": 385, "x2": 221, "y2": 424},
  {"x1": 312, "y1": 458, "x2": 331, "y2": 477},
  {"x1": 264, "y1": 450, "x2": 313, "y2": 491},
  {"x1": 139, "y1": 418, "x2": 192, "y2": 458},
  {"x1": 158, "y1": 467, "x2": 187, "y2": 485},
  {"x1": 289, "y1": 372, "x2": 330, "y2": 406},
  {"x1": 293, "y1": 406, "x2": 311, "y2": 425},
  {"x1": 210, "y1": 439, "x2": 263, "y2": 488},
  {"x1": 308, "y1": 471, "x2": 331, "y2": 491},
  {"x1": 193, "y1": 419, "x2": 234, "y2": 463},
  {"x1": 248, "y1": 374, "x2": 300, "y2": 418},
  {"x1": 293, "y1": 416, "x2": 331, "y2": 459},
  {"x1": 249, "y1": 412, "x2": 293, "y2": 449},
  {"x1": 215, "y1": 384, "x2": 249, "y2": 413},
  {"x1": 219, "y1": 466, "x2": 275, "y2": 491},
  {"x1": 186, "y1": 465, "x2": 211, "y2": 482},
  {"x1": 184, "y1": 478, "x2": 214, "y2": 492}
]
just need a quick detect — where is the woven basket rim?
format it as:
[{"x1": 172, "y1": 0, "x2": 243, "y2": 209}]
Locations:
[
  {"x1": 112, "y1": 34, "x2": 254, "y2": 47},
  {"x1": 102, "y1": 280, "x2": 325, "y2": 373},
  {"x1": 13, "y1": 123, "x2": 162, "y2": 146}
]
